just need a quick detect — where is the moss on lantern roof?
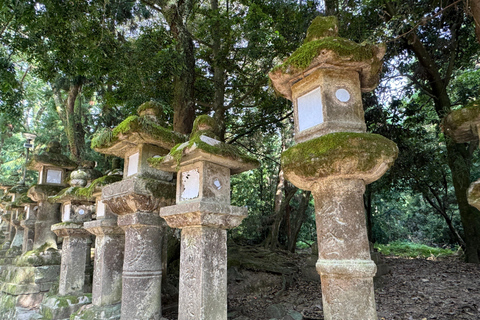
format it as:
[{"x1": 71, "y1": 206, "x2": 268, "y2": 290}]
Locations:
[
  {"x1": 148, "y1": 115, "x2": 259, "y2": 173},
  {"x1": 304, "y1": 16, "x2": 339, "y2": 43},
  {"x1": 49, "y1": 174, "x2": 122, "y2": 202},
  {"x1": 281, "y1": 132, "x2": 398, "y2": 181},
  {"x1": 91, "y1": 115, "x2": 186, "y2": 156},
  {"x1": 272, "y1": 37, "x2": 377, "y2": 75},
  {"x1": 27, "y1": 151, "x2": 77, "y2": 171}
]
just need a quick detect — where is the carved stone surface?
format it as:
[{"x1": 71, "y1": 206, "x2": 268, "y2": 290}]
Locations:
[
  {"x1": 118, "y1": 212, "x2": 164, "y2": 320},
  {"x1": 33, "y1": 202, "x2": 60, "y2": 249},
  {"x1": 178, "y1": 227, "x2": 227, "y2": 320},
  {"x1": 84, "y1": 218, "x2": 124, "y2": 307},
  {"x1": 102, "y1": 177, "x2": 175, "y2": 215},
  {"x1": 160, "y1": 201, "x2": 247, "y2": 229},
  {"x1": 309, "y1": 179, "x2": 377, "y2": 319},
  {"x1": 52, "y1": 222, "x2": 91, "y2": 296}
]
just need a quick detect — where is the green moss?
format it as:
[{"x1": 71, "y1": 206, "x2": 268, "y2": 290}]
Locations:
[
  {"x1": 48, "y1": 186, "x2": 93, "y2": 203},
  {"x1": 148, "y1": 134, "x2": 259, "y2": 171},
  {"x1": 16, "y1": 242, "x2": 60, "y2": 267},
  {"x1": 191, "y1": 115, "x2": 221, "y2": 140},
  {"x1": 304, "y1": 16, "x2": 338, "y2": 43},
  {"x1": 272, "y1": 37, "x2": 376, "y2": 74},
  {"x1": 443, "y1": 100, "x2": 480, "y2": 131},
  {"x1": 8, "y1": 185, "x2": 29, "y2": 194},
  {"x1": 375, "y1": 241, "x2": 457, "y2": 259},
  {"x1": 28, "y1": 184, "x2": 65, "y2": 197},
  {"x1": 75, "y1": 174, "x2": 123, "y2": 198},
  {"x1": 28, "y1": 152, "x2": 77, "y2": 170},
  {"x1": 281, "y1": 132, "x2": 398, "y2": 178},
  {"x1": 143, "y1": 177, "x2": 176, "y2": 203},
  {"x1": 91, "y1": 115, "x2": 185, "y2": 150}
]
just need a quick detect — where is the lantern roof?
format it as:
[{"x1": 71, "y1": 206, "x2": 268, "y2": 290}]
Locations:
[
  {"x1": 148, "y1": 115, "x2": 259, "y2": 174},
  {"x1": 269, "y1": 16, "x2": 385, "y2": 101},
  {"x1": 91, "y1": 101, "x2": 186, "y2": 158},
  {"x1": 27, "y1": 141, "x2": 77, "y2": 171}
]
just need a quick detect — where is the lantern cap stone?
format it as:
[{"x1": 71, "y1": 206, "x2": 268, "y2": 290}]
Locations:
[
  {"x1": 148, "y1": 116, "x2": 259, "y2": 174},
  {"x1": 91, "y1": 111, "x2": 187, "y2": 158},
  {"x1": 442, "y1": 101, "x2": 480, "y2": 143},
  {"x1": 49, "y1": 174, "x2": 122, "y2": 203},
  {"x1": 269, "y1": 16, "x2": 385, "y2": 100},
  {"x1": 27, "y1": 184, "x2": 65, "y2": 202},
  {"x1": 281, "y1": 132, "x2": 398, "y2": 190},
  {"x1": 27, "y1": 141, "x2": 77, "y2": 171}
]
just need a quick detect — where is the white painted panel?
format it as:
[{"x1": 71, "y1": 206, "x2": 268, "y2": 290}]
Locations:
[
  {"x1": 127, "y1": 152, "x2": 139, "y2": 176},
  {"x1": 297, "y1": 87, "x2": 323, "y2": 132},
  {"x1": 335, "y1": 88, "x2": 351, "y2": 102},
  {"x1": 96, "y1": 200, "x2": 105, "y2": 218},
  {"x1": 46, "y1": 169, "x2": 62, "y2": 184},
  {"x1": 63, "y1": 204, "x2": 71, "y2": 222},
  {"x1": 181, "y1": 169, "x2": 200, "y2": 201}
]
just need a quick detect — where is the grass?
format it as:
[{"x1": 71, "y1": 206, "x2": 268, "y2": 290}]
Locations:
[{"x1": 374, "y1": 241, "x2": 458, "y2": 259}]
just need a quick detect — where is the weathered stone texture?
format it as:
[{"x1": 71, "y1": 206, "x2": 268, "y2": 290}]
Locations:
[
  {"x1": 178, "y1": 227, "x2": 227, "y2": 320},
  {"x1": 84, "y1": 218, "x2": 124, "y2": 307},
  {"x1": 117, "y1": 213, "x2": 164, "y2": 320}
]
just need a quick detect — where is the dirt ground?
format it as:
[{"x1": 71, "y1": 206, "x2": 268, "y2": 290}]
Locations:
[{"x1": 164, "y1": 252, "x2": 480, "y2": 320}]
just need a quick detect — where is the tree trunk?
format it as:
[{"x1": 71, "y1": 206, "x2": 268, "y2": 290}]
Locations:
[
  {"x1": 287, "y1": 191, "x2": 311, "y2": 253},
  {"x1": 65, "y1": 83, "x2": 85, "y2": 163},
  {"x1": 446, "y1": 139, "x2": 480, "y2": 262},
  {"x1": 211, "y1": 0, "x2": 227, "y2": 140},
  {"x1": 364, "y1": 185, "x2": 375, "y2": 244},
  {"x1": 149, "y1": 0, "x2": 196, "y2": 135}
]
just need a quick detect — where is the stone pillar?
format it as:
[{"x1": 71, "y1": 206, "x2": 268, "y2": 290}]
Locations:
[
  {"x1": 161, "y1": 203, "x2": 246, "y2": 320},
  {"x1": 10, "y1": 216, "x2": 24, "y2": 250},
  {"x1": 52, "y1": 224, "x2": 91, "y2": 295},
  {"x1": 21, "y1": 219, "x2": 35, "y2": 253},
  {"x1": 313, "y1": 179, "x2": 376, "y2": 319},
  {"x1": 102, "y1": 176, "x2": 175, "y2": 320},
  {"x1": 34, "y1": 201, "x2": 61, "y2": 249},
  {"x1": 84, "y1": 216, "x2": 124, "y2": 306}
]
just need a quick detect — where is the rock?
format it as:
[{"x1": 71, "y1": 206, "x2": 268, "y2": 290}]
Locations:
[
  {"x1": 266, "y1": 304, "x2": 286, "y2": 319},
  {"x1": 284, "y1": 309, "x2": 303, "y2": 320}
]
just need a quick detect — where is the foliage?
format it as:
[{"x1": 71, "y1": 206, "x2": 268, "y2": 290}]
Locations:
[{"x1": 374, "y1": 241, "x2": 458, "y2": 259}]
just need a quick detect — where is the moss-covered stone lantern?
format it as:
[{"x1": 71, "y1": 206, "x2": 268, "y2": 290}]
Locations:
[
  {"x1": 76, "y1": 169, "x2": 125, "y2": 319},
  {"x1": 20, "y1": 200, "x2": 37, "y2": 253},
  {"x1": 151, "y1": 115, "x2": 259, "y2": 320},
  {"x1": 27, "y1": 141, "x2": 77, "y2": 251},
  {"x1": 8, "y1": 184, "x2": 32, "y2": 255},
  {"x1": 269, "y1": 16, "x2": 397, "y2": 320},
  {"x1": 91, "y1": 101, "x2": 186, "y2": 320},
  {"x1": 49, "y1": 162, "x2": 101, "y2": 297},
  {"x1": 270, "y1": 16, "x2": 385, "y2": 144},
  {"x1": 443, "y1": 101, "x2": 480, "y2": 260}
]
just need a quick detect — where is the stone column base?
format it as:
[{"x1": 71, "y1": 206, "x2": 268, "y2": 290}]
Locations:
[{"x1": 316, "y1": 259, "x2": 377, "y2": 320}]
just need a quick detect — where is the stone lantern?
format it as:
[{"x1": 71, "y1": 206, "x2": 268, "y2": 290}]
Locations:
[
  {"x1": 151, "y1": 115, "x2": 259, "y2": 320},
  {"x1": 50, "y1": 162, "x2": 101, "y2": 297},
  {"x1": 27, "y1": 141, "x2": 77, "y2": 250},
  {"x1": 20, "y1": 201, "x2": 38, "y2": 253},
  {"x1": 75, "y1": 169, "x2": 125, "y2": 320},
  {"x1": 0, "y1": 187, "x2": 13, "y2": 252},
  {"x1": 443, "y1": 101, "x2": 480, "y2": 260},
  {"x1": 92, "y1": 101, "x2": 186, "y2": 320},
  {"x1": 269, "y1": 16, "x2": 398, "y2": 320},
  {"x1": 8, "y1": 184, "x2": 33, "y2": 254}
]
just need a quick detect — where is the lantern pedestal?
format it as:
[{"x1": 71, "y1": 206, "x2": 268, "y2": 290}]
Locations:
[
  {"x1": 102, "y1": 177, "x2": 175, "y2": 320},
  {"x1": 281, "y1": 134, "x2": 397, "y2": 320},
  {"x1": 84, "y1": 218, "x2": 124, "y2": 308},
  {"x1": 161, "y1": 202, "x2": 246, "y2": 320}
]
